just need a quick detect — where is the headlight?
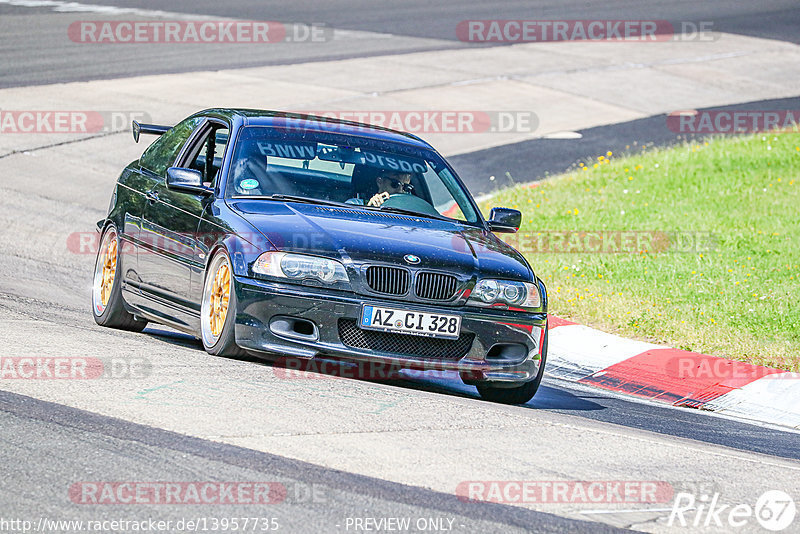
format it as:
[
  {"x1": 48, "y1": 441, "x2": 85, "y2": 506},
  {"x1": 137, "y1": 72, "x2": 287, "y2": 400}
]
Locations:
[
  {"x1": 468, "y1": 279, "x2": 541, "y2": 309},
  {"x1": 252, "y1": 252, "x2": 349, "y2": 283}
]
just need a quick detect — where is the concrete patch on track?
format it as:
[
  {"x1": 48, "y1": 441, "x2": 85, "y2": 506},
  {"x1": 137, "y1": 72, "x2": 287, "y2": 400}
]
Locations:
[{"x1": 1, "y1": 30, "x2": 799, "y2": 159}]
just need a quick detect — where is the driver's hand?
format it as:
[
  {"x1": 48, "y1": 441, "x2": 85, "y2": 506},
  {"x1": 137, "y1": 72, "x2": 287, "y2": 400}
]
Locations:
[{"x1": 367, "y1": 192, "x2": 390, "y2": 207}]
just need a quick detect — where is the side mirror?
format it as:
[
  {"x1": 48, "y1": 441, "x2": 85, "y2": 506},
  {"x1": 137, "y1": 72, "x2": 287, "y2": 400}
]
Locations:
[
  {"x1": 488, "y1": 207, "x2": 522, "y2": 233},
  {"x1": 166, "y1": 167, "x2": 213, "y2": 196}
]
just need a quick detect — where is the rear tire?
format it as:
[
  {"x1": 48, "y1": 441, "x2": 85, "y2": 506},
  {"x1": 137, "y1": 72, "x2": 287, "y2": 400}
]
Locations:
[
  {"x1": 476, "y1": 327, "x2": 548, "y2": 405},
  {"x1": 201, "y1": 250, "x2": 246, "y2": 357},
  {"x1": 92, "y1": 225, "x2": 147, "y2": 332}
]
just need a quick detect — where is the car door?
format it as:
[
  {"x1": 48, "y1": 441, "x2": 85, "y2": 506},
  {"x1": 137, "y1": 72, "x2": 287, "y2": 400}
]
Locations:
[
  {"x1": 137, "y1": 118, "x2": 229, "y2": 331},
  {"x1": 122, "y1": 116, "x2": 202, "y2": 312}
]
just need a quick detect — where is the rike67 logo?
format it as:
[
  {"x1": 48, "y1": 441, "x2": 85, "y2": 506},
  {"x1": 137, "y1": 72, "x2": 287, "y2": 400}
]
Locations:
[{"x1": 669, "y1": 490, "x2": 796, "y2": 531}]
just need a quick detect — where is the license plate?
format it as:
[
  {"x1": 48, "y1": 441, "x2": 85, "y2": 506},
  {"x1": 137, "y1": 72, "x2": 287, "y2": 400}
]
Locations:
[{"x1": 360, "y1": 305, "x2": 461, "y2": 339}]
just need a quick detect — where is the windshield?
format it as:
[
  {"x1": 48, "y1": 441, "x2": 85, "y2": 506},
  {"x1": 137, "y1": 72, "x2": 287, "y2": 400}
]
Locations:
[{"x1": 225, "y1": 126, "x2": 479, "y2": 223}]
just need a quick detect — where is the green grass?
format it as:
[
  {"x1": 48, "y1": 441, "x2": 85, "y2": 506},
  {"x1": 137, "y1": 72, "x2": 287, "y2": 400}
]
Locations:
[{"x1": 481, "y1": 132, "x2": 800, "y2": 371}]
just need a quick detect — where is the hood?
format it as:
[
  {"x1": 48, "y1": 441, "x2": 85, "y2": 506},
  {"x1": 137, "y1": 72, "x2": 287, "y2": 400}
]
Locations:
[{"x1": 229, "y1": 200, "x2": 532, "y2": 280}]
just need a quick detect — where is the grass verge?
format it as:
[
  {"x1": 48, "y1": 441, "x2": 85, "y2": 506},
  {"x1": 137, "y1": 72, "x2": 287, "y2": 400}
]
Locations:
[{"x1": 481, "y1": 132, "x2": 800, "y2": 371}]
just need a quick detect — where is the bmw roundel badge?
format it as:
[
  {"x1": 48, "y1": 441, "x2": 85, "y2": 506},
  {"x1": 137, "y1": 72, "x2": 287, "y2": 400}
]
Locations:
[{"x1": 404, "y1": 254, "x2": 421, "y2": 265}]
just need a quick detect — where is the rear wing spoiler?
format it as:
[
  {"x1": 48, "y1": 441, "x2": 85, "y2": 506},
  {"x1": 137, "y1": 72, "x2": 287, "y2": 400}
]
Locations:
[{"x1": 132, "y1": 120, "x2": 171, "y2": 143}]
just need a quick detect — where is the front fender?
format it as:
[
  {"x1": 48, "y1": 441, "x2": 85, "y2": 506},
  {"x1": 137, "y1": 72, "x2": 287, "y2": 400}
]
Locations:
[{"x1": 195, "y1": 214, "x2": 275, "y2": 281}]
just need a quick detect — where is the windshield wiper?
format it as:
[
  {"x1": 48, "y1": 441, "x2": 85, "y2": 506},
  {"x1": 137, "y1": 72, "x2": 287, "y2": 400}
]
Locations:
[
  {"x1": 237, "y1": 194, "x2": 343, "y2": 207},
  {"x1": 372, "y1": 206, "x2": 451, "y2": 222}
]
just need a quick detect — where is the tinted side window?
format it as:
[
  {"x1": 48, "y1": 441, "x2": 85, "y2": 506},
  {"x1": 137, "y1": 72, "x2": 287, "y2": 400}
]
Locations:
[{"x1": 139, "y1": 117, "x2": 202, "y2": 176}]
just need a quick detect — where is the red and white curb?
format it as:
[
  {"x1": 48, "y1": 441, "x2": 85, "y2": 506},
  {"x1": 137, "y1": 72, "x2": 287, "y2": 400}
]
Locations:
[{"x1": 546, "y1": 316, "x2": 800, "y2": 430}]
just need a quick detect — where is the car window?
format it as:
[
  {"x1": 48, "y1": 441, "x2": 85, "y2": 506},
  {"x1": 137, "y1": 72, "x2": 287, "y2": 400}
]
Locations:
[
  {"x1": 184, "y1": 126, "x2": 229, "y2": 187},
  {"x1": 427, "y1": 167, "x2": 471, "y2": 221},
  {"x1": 225, "y1": 126, "x2": 479, "y2": 224},
  {"x1": 139, "y1": 116, "x2": 202, "y2": 176}
]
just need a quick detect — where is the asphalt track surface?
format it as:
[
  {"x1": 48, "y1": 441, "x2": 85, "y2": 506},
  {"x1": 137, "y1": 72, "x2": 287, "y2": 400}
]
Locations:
[
  {"x1": 73, "y1": 0, "x2": 800, "y2": 45},
  {"x1": 1, "y1": 1, "x2": 799, "y2": 533},
  {"x1": 2, "y1": 0, "x2": 800, "y2": 87},
  {"x1": 0, "y1": 391, "x2": 618, "y2": 533}
]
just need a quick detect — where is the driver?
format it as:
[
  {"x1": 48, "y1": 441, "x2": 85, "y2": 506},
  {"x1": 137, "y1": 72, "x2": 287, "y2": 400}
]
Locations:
[{"x1": 347, "y1": 171, "x2": 413, "y2": 206}]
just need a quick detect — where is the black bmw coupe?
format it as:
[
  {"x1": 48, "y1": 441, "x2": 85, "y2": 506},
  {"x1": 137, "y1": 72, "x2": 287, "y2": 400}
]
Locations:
[{"x1": 92, "y1": 109, "x2": 548, "y2": 404}]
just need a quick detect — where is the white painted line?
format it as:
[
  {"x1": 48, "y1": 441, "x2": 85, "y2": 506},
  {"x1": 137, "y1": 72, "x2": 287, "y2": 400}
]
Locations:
[
  {"x1": 579, "y1": 508, "x2": 675, "y2": 515},
  {"x1": 546, "y1": 375, "x2": 800, "y2": 434},
  {"x1": 0, "y1": 0, "x2": 207, "y2": 18},
  {"x1": 542, "y1": 131, "x2": 583, "y2": 139},
  {"x1": 0, "y1": 0, "x2": 397, "y2": 40}
]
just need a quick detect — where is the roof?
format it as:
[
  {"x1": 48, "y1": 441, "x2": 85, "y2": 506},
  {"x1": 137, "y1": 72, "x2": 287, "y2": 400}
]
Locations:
[{"x1": 196, "y1": 108, "x2": 432, "y2": 149}]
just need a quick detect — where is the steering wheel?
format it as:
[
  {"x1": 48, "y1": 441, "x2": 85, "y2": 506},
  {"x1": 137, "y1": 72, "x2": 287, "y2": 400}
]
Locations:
[{"x1": 381, "y1": 193, "x2": 440, "y2": 217}]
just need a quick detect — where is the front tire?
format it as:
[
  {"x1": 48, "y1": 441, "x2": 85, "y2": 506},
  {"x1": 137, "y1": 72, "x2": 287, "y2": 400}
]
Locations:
[
  {"x1": 476, "y1": 328, "x2": 548, "y2": 405},
  {"x1": 201, "y1": 250, "x2": 246, "y2": 357},
  {"x1": 92, "y1": 225, "x2": 147, "y2": 332}
]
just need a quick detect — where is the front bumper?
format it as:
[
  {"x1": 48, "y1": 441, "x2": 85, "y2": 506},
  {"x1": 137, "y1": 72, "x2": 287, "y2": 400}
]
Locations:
[{"x1": 234, "y1": 276, "x2": 547, "y2": 385}]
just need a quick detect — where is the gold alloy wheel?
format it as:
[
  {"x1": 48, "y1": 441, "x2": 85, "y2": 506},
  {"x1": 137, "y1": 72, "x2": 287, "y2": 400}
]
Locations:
[
  {"x1": 207, "y1": 260, "x2": 231, "y2": 338},
  {"x1": 99, "y1": 234, "x2": 117, "y2": 308}
]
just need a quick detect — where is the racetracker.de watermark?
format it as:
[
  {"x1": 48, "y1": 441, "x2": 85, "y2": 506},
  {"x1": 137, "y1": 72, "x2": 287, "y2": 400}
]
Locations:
[
  {"x1": 270, "y1": 357, "x2": 537, "y2": 382},
  {"x1": 0, "y1": 357, "x2": 150, "y2": 379},
  {"x1": 457, "y1": 20, "x2": 715, "y2": 42},
  {"x1": 490, "y1": 231, "x2": 716, "y2": 254},
  {"x1": 69, "y1": 482, "x2": 286, "y2": 505},
  {"x1": 69, "y1": 231, "x2": 279, "y2": 255},
  {"x1": 667, "y1": 110, "x2": 800, "y2": 134},
  {"x1": 0, "y1": 111, "x2": 150, "y2": 134},
  {"x1": 68, "y1": 21, "x2": 330, "y2": 44},
  {"x1": 272, "y1": 358, "x2": 450, "y2": 381},
  {"x1": 292, "y1": 110, "x2": 539, "y2": 134},
  {"x1": 457, "y1": 480, "x2": 674, "y2": 504},
  {"x1": 68, "y1": 482, "x2": 326, "y2": 505},
  {"x1": 69, "y1": 230, "x2": 716, "y2": 256},
  {"x1": 664, "y1": 356, "x2": 792, "y2": 382}
]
